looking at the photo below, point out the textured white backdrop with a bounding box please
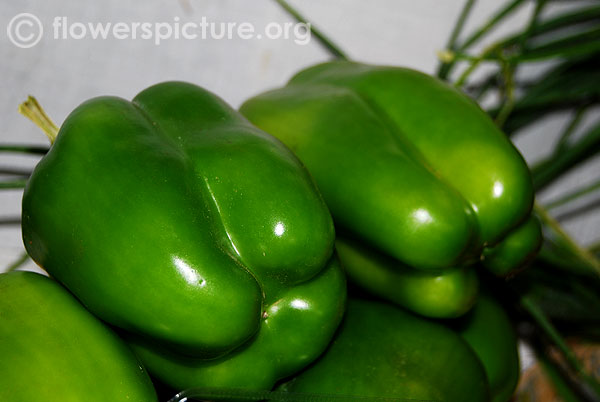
[1,0,598,272]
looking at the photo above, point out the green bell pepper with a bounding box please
[127,257,346,390]
[454,292,520,402]
[241,61,541,316]
[278,298,490,401]
[0,271,157,402]
[21,82,345,390]
[482,215,542,276]
[336,236,478,317]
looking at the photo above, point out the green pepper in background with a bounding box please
[453,292,520,402]
[241,61,541,316]
[21,82,345,390]
[278,298,490,401]
[0,271,158,402]
[336,236,479,317]
[482,215,543,277]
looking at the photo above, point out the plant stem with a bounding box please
[519,0,547,52]
[0,144,49,155]
[436,0,477,79]
[0,217,20,226]
[0,167,33,177]
[545,178,600,210]
[535,203,600,275]
[18,96,59,144]
[493,0,544,126]
[5,252,29,272]
[522,295,600,401]
[520,295,584,374]
[272,0,348,60]
[555,107,588,153]
[454,44,501,88]
[0,179,27,189]
[495,62,516,127]
[531,123,600,191]
[441,0,525,80]
[462,0,525,51]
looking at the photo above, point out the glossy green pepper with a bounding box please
[278,298,490,401]
[453,293,520,402]
[127,257,346,390]
[241,61,541,315]
[336,236,478,317]
[482,215,542,276]
[21,82,345,389]
[0,271,157,402]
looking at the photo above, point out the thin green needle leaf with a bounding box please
[0,179,27,189]
[511,27,600,62]
[439,0,523,80]
[0,217,20,226]
[0,167,33,177]
[535,203,600,276]
[520,295,585,374]
[531,123,600,190]
[470,6,600,118]
[460,0,525,51]
[516,278,600,327]
[436,0,477,79]
[272,0,348,60]
[500,54,600,133]
[555,107,588,153]
[493,1,545,127]
[0,144,49,155]
[519,0,548,52]
[545,178,600,210]
[538,246,597,277]
[453,44,503,88]
[514,56,599,108]
[499,5,600,49]
[464,74,499,100]
[553,198,600,224]
[5,252,29,272]
[453,0,547,90]
[494,62,517,127]
[446,0,477,50]
[473,79,496,102]
[535,344,596,402]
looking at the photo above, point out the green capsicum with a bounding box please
[453,292,520,402]
[278,298,490,401]
[0,271,158,402]
[20,82,346,390]
[336,236,478,317]
[482,215,542,277]
[241,61,542,316]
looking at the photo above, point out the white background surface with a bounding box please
[1,0,598,272]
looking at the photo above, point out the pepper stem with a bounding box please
[18,96,59,144]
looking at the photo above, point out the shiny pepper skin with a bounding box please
[0,271,158,402]
[278,298,490,401]
[454,293,520,402]
[335,236,478,317]
[241,61,541,317]
[482,215,542,276]
[21,82,346,390]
